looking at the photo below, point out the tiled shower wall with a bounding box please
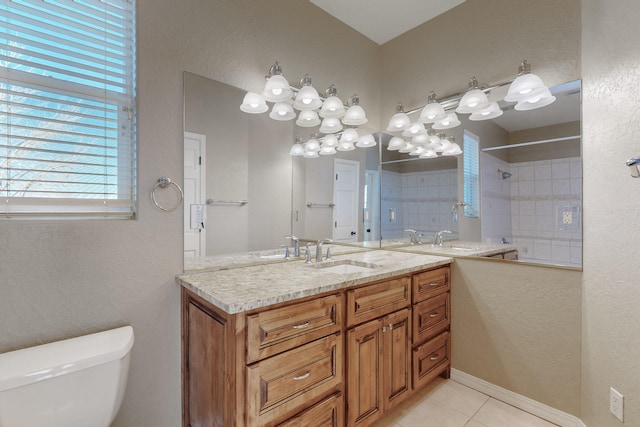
[482,153,582,267]
[381,169,458,241]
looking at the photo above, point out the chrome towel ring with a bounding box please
[151,177,184,212]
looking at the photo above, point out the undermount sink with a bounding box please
[310,259,378,274]
[259,254,286,260]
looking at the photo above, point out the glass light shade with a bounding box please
[356,134,376,148]
[295,110,321,127]
[504,73,547,103]
[419,102,446,123]
[269,102,296,121]
[294,85,322,110]
[387,136,406,150]
[411,134,429,145]
[514,88,556,111]
[263,75,293,102]
[432,112,461,130]
[303,150,319,158]
[386,111,411,132]
[342,105,368,125]
[402,122,426,137]
[319,145,337,155]
[419,149,438,158]
[319,96,346,118]
[240,92,268,114]
[337,141,356,151]
[469,102,503,120]
[399,142,415,153]
[436,137,450,153]
[289,142,305,156]
[322,134,339,147]
[409,146,427,156]
[304,138,321,152]
[443,142,463,156]
[319,117,343,133]
[340,128,359,143]
[456,89,490,114]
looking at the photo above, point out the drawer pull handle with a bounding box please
[429,312,439,318]
[292,321,310,329]
[430,354,439,361]
[429,282,440,287]
[293,371,311,381]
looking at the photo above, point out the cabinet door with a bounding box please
[382,308,411,411]
[347,318,384,427]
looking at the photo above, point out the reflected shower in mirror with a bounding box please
[183,73,293,269]
[379,80,581,268]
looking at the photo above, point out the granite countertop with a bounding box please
[393,240,518,258]
[184,244,369,273]
[177,250,452,314]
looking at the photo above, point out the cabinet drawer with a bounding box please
[246,293,342,363]
[246,333,343,426]
[412,331,450,390]
[278,392,344,427]
[412,267,450,303]
[413,292,450,345]
[347,277,411,327]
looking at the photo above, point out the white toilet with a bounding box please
[0,325,134,427]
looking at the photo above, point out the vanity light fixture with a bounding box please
[240,92,268,113]
[505,60,555,110]
[355,133,377,148]
[387,136,406,150]
[304,133,321,152]
[402,121,426,137]
[342,94,368,126]
[319,117,343,133]
[269,101,296,121]
[340,128,359,143]
[289,137,305,156]
[319,84,346,118]
[386,102,412,131]
[456,77,491,114]
[262,62,293,102]
[442,136,463,156]
[293,74,322,110]
[322,134,339,147]
[432,112,461,130]
[419,92,447,123]
[296,109,321,127]
[469,101,503,120]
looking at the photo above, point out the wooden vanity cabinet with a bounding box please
[181,264,451,427]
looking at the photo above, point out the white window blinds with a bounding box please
[0,0,136,219]
[463,130,479,218]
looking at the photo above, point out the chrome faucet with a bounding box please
[433,230,452,246]
[316,238,333,262]
[285,235,299,257]
[404,229,422,244]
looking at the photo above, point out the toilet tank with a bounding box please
[0,326,134,427]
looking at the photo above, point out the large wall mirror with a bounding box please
[379,80,581,268]
[183,73,581,270]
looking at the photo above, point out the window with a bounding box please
[463,130,479,218]
[1,0,136,219]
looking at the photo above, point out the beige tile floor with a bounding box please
[374,377,559,427]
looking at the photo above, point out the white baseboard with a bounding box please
[450,369,586,427]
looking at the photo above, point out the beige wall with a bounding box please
[581,1,640,425]
[452,258,582,415]
[2,0,639,425]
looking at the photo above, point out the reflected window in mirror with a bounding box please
[463,131,480,218]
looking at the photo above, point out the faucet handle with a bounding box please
[325,246,332,260]
[304,243,312,264]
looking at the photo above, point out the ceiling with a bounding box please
[309,0,466,45]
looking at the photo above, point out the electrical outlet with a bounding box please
[610,387,624,422]
[562,211,572,224]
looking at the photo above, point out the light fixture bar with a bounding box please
[481,135,581,151]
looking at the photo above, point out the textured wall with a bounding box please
[0,1,380,426]
[452,258,582,415]
[581,1,640,425]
